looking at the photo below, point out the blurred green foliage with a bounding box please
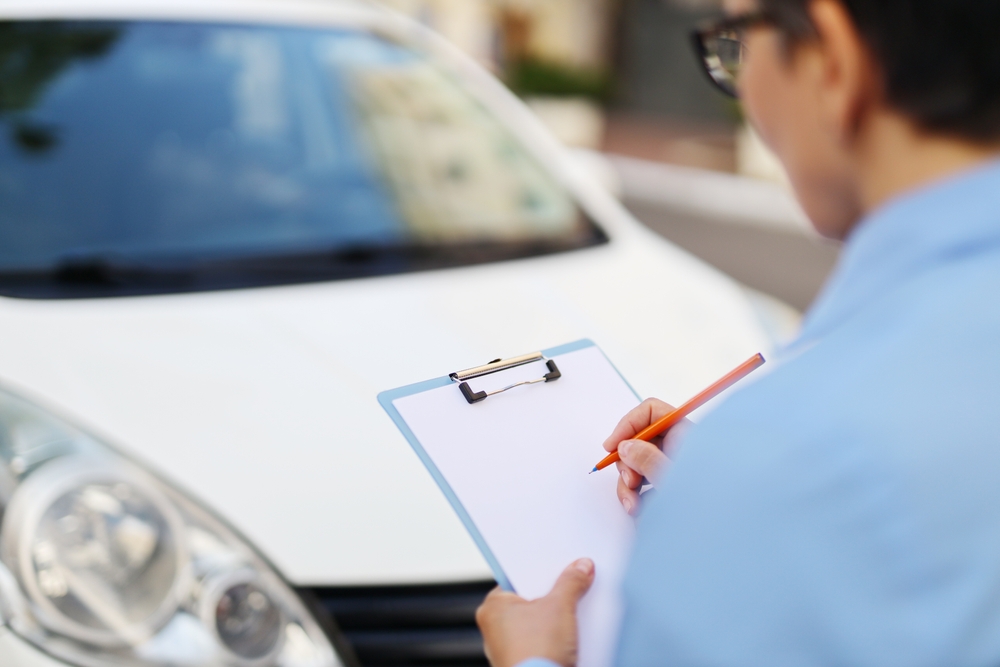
[725,98,744,124]
[506,58,613,101]
[0,22,120,153]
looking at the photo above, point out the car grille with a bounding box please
[300,580,496,667]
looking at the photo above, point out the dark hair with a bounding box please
[761,0,1000,141]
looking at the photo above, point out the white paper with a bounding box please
[393,345,639,667]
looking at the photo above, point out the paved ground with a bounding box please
[624,198,841,312]
[602,155,841,313]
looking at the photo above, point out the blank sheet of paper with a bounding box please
[390,345,640,667]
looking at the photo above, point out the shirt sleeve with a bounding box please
[613,369,929,667]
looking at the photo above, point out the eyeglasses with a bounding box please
[691,11,777,98]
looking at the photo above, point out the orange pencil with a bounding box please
[591,353,766,473]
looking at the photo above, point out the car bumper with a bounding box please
[301,580,494,667]
[1,579,496,667]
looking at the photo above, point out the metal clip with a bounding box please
[450,353,562,404]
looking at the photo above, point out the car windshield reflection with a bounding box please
[0,21,606,298]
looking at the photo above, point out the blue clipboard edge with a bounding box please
[376,338,639,592]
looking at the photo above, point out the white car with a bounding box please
[0,1,792,666]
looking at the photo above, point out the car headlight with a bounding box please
[0,386,345,667]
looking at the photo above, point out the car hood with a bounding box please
[0,227,772,585]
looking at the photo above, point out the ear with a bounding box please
[807,0,882,145]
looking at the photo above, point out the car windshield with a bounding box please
[0,20,605,298]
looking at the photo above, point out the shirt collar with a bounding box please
[795,157,1000,345]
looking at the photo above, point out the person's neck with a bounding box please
[855,113,1000,217]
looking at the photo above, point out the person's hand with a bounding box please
[476,558,595,667]
[601,398,682,515]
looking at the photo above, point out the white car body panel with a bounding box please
[0,0,775,586]
[0,627,63,667]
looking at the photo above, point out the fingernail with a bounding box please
[575,558,594,575]
[621,469,630,486]
[619,441,632,457]
[622,497,633,514]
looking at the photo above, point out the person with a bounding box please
[475,0,1000,665]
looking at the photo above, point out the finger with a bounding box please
[547,558,595,609]
[601,398,677,452]
[482,585,518,602]
[478,587,520,614]
[476,588,520,626]
[618,439,670,480]
[601,398,673,452]
[616,459,643,479]
[483,585,505,599]
[618,473,641,515]
[618,464,641,490]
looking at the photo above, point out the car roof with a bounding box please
[0,0,386,28]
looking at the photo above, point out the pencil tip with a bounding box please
[589,467,598,474]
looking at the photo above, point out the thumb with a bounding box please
[548,558,595,608]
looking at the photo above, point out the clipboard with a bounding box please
[378,339,641,667]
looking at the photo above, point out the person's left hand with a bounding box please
[476,558,595,667]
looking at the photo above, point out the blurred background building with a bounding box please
[376,0,838,311]
[378,0,775,170]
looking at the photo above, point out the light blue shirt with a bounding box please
[521,158,1000,667]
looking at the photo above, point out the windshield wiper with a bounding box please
[53,256,195,286]
[0,255,198,297]
[0,235,603,299]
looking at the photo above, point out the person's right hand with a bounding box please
[601,398,684,516]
